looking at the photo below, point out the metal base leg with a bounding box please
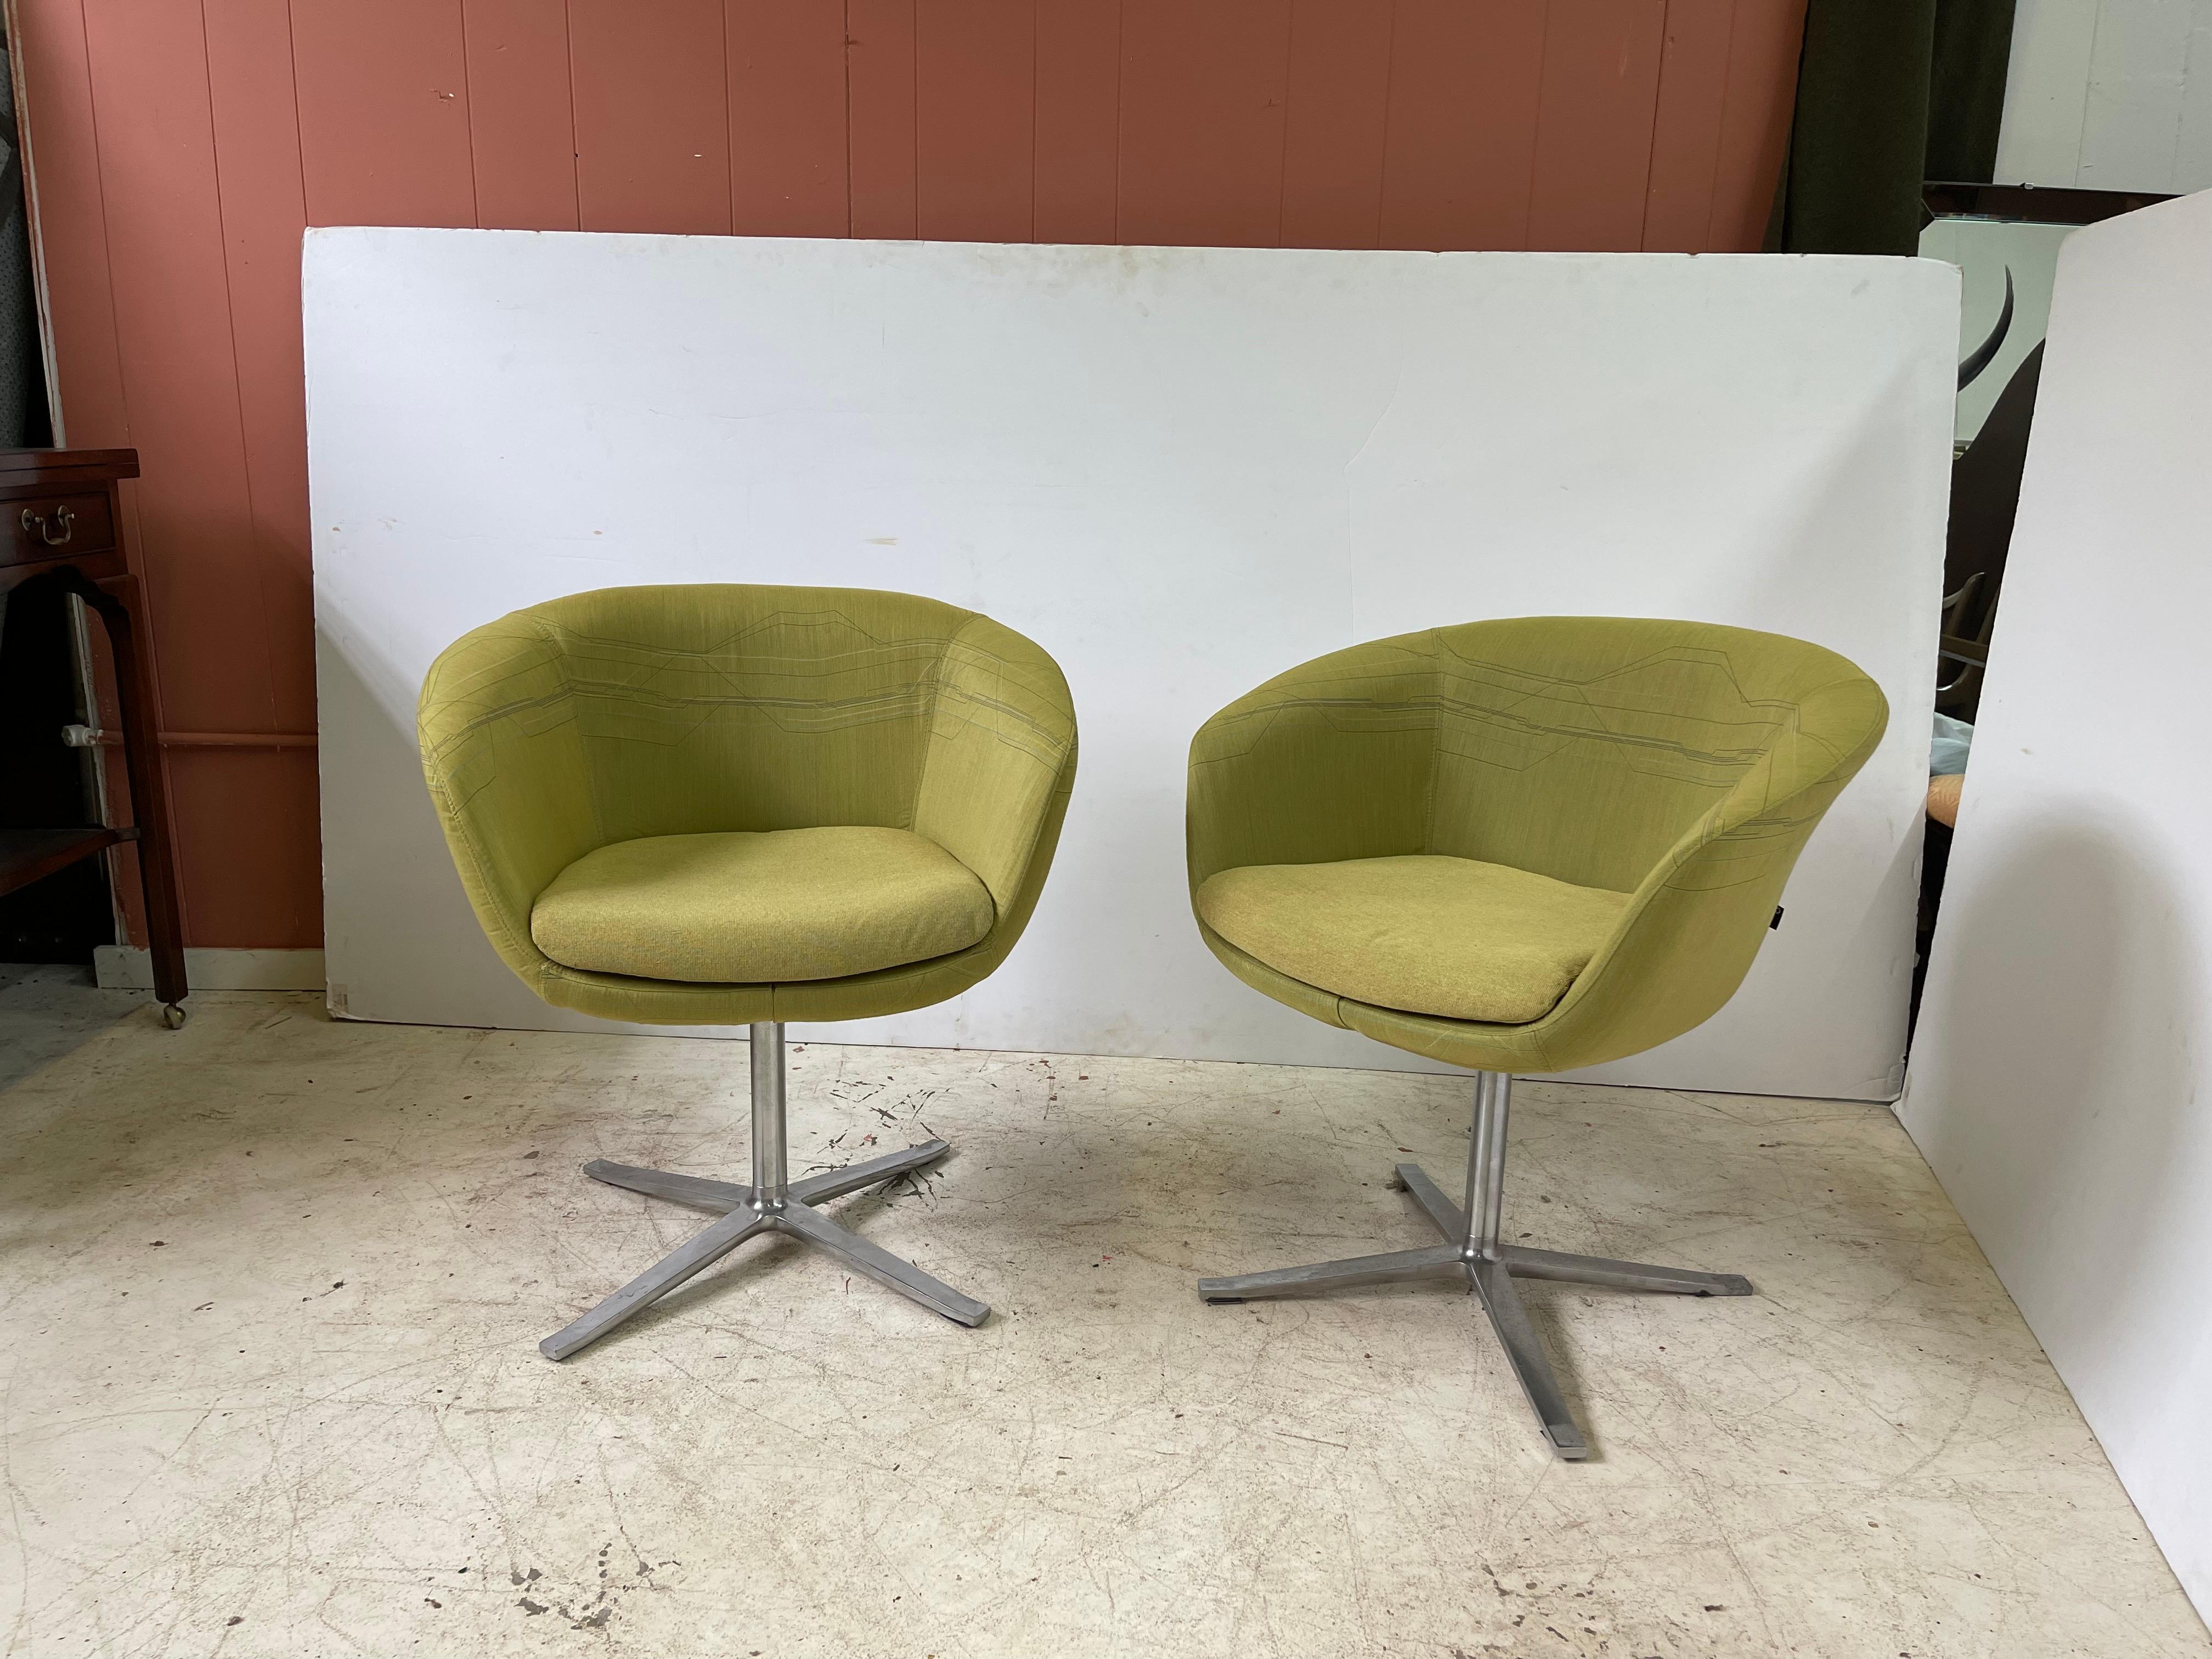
[1473,1257,1588,1460]
[581,1137,955,1215]
[540,1025,985,1361]
[780,1200,988,1325]
[540,1207,772,1361]
[1393,1161,1754,1298]
[1199,1244,1465,1302]
[1200,1073,1752,1461]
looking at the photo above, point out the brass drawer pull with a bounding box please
[21,504,75,545]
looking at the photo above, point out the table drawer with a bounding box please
[4,492,117,566]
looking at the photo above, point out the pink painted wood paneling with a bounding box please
[78,0,296,944]
[14,0,128,448]
[1380,0,1549,251]
[1034,0,1120,243]
[166,747,323,947]
[75,0,267,737]
[917,0,1035,242]
[289,0,477,228]
[204,0,314,730]
[1644,0,1737,252]
[17,0,1807,949]
[1709,0,1807,251]
[726,0,847,237]
[1527,0,1670,252]
[461,0,580,231]
[848,0,920,239]
[570,0,730,234]
[1116,0,1295,248]
[1278,0,1393,250]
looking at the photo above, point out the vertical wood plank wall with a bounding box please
[12,0,1805,950]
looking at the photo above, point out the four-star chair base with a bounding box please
[1198,1072,1751,1460]
[540,1022,989,1361]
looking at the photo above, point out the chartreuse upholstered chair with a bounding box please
[418,584,1076,1361]
[1189,617,1886,1459]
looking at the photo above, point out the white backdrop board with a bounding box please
[1904,191,2212,1618]
[307,229,1954,1098]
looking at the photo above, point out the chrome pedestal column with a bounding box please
[540,1022,987,1360]
[1198,1071,1751,1459]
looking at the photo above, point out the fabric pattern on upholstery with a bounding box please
[531,826,995,985]
[419,584,1077,1025]
[1196,855,1629,1025]
[1187,616,1887,1074]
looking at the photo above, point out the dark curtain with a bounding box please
[1927,0,2024,182]
[1778,0,2018,256]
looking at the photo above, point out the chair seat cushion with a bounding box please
[532,826,995,984]
[1197,855,1630,1025]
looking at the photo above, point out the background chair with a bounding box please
[418,584,1076,1359]
[1187,616,1886,1458]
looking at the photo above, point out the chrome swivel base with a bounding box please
[540,1023,988,1361]
[1198,1073,1750,1460]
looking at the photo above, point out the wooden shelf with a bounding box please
[0,827,136,900]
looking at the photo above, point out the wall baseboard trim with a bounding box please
[93,946,325,992]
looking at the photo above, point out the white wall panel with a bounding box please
[307,230,1954,1098]
[1904,189,2212,1621]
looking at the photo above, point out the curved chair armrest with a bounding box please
[1522,672,1892,1069]
[911,613,1079,917]
[417,616,605,978]
[1187,645,1439,890]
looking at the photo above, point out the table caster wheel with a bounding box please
[160,1002,188,1030]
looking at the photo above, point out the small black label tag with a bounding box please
[1770,906,1785,930]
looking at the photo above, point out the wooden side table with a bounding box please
[0,447,188,1025]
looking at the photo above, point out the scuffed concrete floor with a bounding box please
[2,970,2206,1659]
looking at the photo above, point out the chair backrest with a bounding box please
[1193,617,1883,891]
[508,583,973,843]
[1419,617,1878,894]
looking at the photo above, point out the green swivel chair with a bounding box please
[1188,617,1886,1459]
[417,584,1077,1360]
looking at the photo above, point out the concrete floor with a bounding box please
[2,969,2205,1659]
